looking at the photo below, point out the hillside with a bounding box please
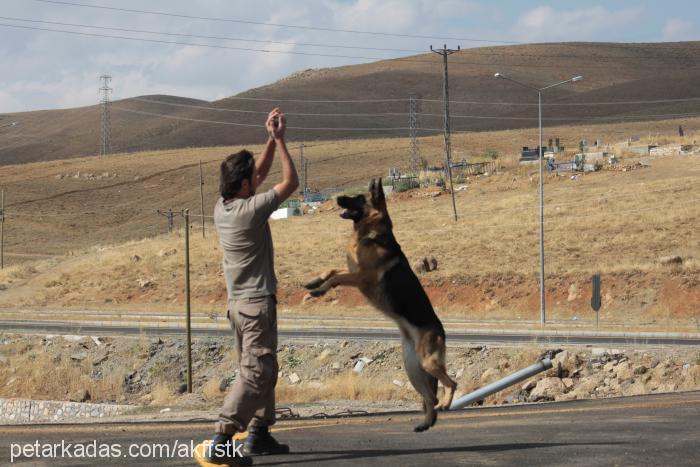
[0,117,697,328]
[2,42,700,164]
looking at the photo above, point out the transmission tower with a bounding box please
[99,74,112,156]
[408,94,420,174]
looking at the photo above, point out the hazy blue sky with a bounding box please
[1,0,698,112]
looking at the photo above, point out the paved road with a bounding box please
[2,392,698,466]
[1,319,699,347]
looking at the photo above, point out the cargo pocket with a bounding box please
[239,351,277,387]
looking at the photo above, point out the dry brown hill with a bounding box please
[2,41,700,165]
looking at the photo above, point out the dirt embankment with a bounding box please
[1,334,698,413]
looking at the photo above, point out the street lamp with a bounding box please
[494,72,582,326]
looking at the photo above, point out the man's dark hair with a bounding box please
[220,150,255,199]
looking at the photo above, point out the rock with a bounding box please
[71,352,88,362]
[615,362,634,381]
[521,380,537,392]
[288,373,301,384]
[555,392,578,402]
[530,377,566,401]
[158,248,178,257]
[622,381,647,397]
[331,362,341,370]
[160,408,171,414]
[353,360,367,373]
[176,383,188,394]
[503,390,528,404]
[658,255,683,265]
[69,389,91,402]
[546,361,563,378]
[91,336,103,346]
[219,377,233,392]
[137,278,156,289]
[633,364,647,375]
[562,378,575,390]
[392,379,404,387]
[428,257,438,271]
[92,353,108,366]
[414,258,430,274]
[480,368,501,385]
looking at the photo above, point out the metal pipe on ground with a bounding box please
[450,358,553,410]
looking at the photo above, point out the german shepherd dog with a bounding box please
[304,179,457,432]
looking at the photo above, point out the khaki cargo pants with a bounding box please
[215,295,278,435]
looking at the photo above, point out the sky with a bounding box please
[1,0,698,113]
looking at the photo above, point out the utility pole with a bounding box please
[157,208,175,233]
[99,74,113,156]
[408,94,420,175]
[199,160,205,239]
[0,189,4,270]
[431,44,460,222]
[299,143,306,197]
[183,209,193,393]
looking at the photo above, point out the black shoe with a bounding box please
[204,433,253,466]
[243,426,290,456]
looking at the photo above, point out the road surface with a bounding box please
[2,392,698,466]
[1,319,699,347]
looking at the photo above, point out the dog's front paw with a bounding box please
[303,278,325,290]
[308,288,327,297]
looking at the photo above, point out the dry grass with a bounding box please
[0,342,128,401]
[150,382,179,406]
[0,120,697,326]
[276,371,414,404]
[0,152,697,327]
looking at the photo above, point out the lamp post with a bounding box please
[494,73,582,326]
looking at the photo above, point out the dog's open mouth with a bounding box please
[339,209,353,219]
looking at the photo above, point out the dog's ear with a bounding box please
[370,177,387,213]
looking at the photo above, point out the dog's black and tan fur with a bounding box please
[304,178,457,432]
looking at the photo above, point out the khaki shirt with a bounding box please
[214,189,279,299]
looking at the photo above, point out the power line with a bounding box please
[4,16,697,65]
[31,0,700,59]
[3,21,694,71]
[132,97,410,117]
[115,103,700,130]
[135,95,700,113]
[111,106,442,131]
[33,0,517,44]
[0,16,424,54]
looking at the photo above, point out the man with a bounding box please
[207,108,298,465]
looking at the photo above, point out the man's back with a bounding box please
[214,188,279,300]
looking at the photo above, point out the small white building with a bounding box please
[271,207,298,220]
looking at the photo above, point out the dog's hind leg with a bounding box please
[422,353,457,411]
[419,334,458,411]
[401,333,438,432]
